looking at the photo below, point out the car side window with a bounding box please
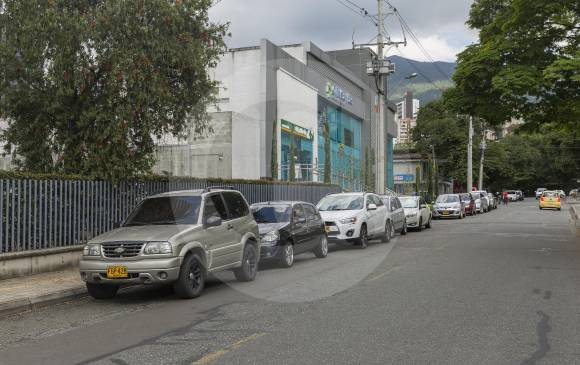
[293,204,305,222]
[302,204,318,220]
[390,199,397,211]
[203,194,228,222]
[374,195,384,206]
[222,192,249,219]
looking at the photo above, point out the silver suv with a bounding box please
[79,187,260,299]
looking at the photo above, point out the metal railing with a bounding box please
[0,178,341,254]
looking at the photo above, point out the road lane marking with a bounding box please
[366,266,401,282]
[191,332,267,365]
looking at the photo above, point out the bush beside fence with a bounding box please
[0,175,341,254]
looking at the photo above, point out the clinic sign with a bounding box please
[394,174,414,182]
[281,119,314,141]
[325,81,353,105]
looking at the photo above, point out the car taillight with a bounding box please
[556,197,560,202]
[540,197,544,202]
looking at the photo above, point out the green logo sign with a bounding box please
[281,119,314,140]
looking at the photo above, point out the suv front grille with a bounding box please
[102,242,145,258]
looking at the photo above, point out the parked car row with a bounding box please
[432,191,498,220]
[79,188,437,300]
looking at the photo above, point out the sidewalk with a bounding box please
[0,269,86,317]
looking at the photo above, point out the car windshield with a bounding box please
[461,194,471,201]
[123,196,201,226]
[399,197,419,208]
[251,205,292,223]
[436,195,459,203]
[318,195,364,211]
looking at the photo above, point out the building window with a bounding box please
[344,129,353,147]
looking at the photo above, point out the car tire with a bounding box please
[234,244,258,282]
[279,243,294,268]
[357,224,369,249]
[417,218,423,232]
[400,221,408,235]
[86,283,119,300]
[314,235,329,258]
[381,221,392,243]
[425,217,432,229]
[173,253,205,299]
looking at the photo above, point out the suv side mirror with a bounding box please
[391,206,397,212]
[205,216,222,228]
[367,203,377,211]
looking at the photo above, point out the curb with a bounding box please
[0,286,87,318]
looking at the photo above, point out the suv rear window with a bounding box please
[223,192,249,219]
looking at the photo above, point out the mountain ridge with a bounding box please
[386,55,456,105]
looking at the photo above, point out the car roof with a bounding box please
[148,188,241,199]
[251,201,309,206]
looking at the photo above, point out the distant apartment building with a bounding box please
[395,91,420,145]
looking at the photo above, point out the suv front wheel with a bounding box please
[174,254,206,299]
[234,244,258,282]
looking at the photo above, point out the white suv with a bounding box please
[317,193,390,248]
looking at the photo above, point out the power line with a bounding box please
[383,0,452,80]
[333,0,377,26]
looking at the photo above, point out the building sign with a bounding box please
[281,119,314,140]
[394,174,414,182]
[325,81,353,105]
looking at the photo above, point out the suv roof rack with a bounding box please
[204,185,237,193]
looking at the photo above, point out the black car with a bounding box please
[250,201,328,268]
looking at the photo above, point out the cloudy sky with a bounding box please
[209,0,478,63]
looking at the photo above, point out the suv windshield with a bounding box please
[251,205,292,223]
[123,196,202,226]
[436,195,459,203]
[399,197,419,209]
[318,195,364,211]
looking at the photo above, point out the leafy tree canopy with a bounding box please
[452,0,579,127]
[0,0,228,180]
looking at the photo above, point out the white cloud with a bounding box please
[389,35,470,63]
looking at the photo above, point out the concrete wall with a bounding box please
[0,246,83,280]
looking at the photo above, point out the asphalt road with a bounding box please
[0,198,578,365]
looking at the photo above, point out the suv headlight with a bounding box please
[143,241,173,255]
[339,217,357,224]
[262,230,280,244]
[83,244,101,257]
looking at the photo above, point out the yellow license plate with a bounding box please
[325,226,331,233]
[442,211,449,215]
[106,266,128,278]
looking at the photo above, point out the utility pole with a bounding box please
[431,144,437,197]
[478,126,487,190]
[375,0,386,194]
[467,116,473,192]
[355,2,405,194]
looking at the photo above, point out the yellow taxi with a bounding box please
[539,191,561,211]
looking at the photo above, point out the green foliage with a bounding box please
[412,97,473,183]
[322,109,331,184]
[0,0,229,180]
[453,0,580,127]
[271,120,278,179]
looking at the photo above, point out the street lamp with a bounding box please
[405,73,418,79]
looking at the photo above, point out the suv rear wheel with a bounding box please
[86,283,119,300]
[381,221,392,243]
[234,244,258,282]
[174,253,205,299]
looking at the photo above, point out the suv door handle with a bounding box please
[227,224,234,230]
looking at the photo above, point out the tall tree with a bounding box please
[0,0,228,179]
[452,0,580,128]
[322,109,331,183]
[271,120,278,179]
[288,137,296,182]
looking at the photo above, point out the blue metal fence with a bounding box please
[0,179,341,254]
